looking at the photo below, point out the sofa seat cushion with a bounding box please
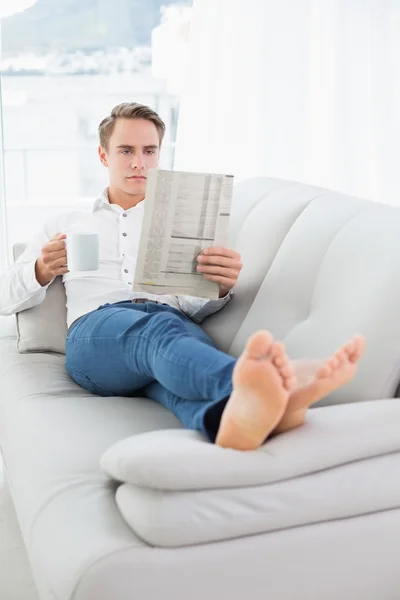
[100,400,400,547]
[0,333,182,600]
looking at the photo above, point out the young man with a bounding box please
[0,102,365,451]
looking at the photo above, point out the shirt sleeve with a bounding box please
[0,215,63,316]
[177,289,233,324]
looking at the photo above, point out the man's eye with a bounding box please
[121,150,131,155]
[145,150,155,155]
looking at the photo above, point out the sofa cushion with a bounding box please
[116,451,400,548]
[100,400,400,547]
[13,243,68,354]
[210,183,400,405]
[100,399,400,490]
[0,330,183,599]
[15,276,68,354]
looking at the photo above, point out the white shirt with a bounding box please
[0,190,232,327]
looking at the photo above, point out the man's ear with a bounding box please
[98,146,108,167]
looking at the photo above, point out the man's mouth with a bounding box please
[128,176,146,180]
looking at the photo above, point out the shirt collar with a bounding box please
[92,189,110,212]
[92,188,145,213]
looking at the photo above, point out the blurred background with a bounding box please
[0,0,399,267]
[0,0,192,256]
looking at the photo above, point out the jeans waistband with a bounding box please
[69,298,168,331]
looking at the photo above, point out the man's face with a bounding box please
[99,118,160,197]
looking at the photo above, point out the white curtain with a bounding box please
[0,27,9,271]
[175,0,400,204]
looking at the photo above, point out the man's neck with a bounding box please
[107,186,144,210]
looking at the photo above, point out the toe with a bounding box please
[269,342,285,360]
[284,374,297,391]
[335,349,347,364]
[329,355,340,370]
[270,342,287,367]
[349,336,366,363]
[280,364,295,378]
[342,339,357,359]
[316,363,332,379]
[273,356,286,368]
[246,331,274,359]
[274,355,292,372]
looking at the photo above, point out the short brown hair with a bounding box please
[98,102,166,151]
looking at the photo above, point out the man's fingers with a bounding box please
[45,233,67,253]
[42,251,67,269]
[53,267,69,276]
[203,274,235,287]
[50,257,68,269]
[45,240,67,254]
[201,247,239,259]
[197,265,240,279]
[43,249,66,262]
[197,255,242,269]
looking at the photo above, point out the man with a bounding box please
[0,102,365,451]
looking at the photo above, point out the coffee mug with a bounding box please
[66,233,99,271]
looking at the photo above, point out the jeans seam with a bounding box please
[67,365,116,396]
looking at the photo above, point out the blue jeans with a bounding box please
[65,301,235,442]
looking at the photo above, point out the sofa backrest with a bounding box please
[203,177,400,405]
[13,177,400,406]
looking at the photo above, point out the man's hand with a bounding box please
[196,247,242,297]
[35,233,69,287]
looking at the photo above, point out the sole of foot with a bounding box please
[215,331,296,451]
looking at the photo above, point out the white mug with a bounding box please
[66,233,99,272]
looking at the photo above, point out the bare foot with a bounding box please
[215,331,296,450]
[273,336,366,435]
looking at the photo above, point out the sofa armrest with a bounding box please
[101,399,400,548]
[101,398,400,491]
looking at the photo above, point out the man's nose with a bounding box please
[132,153,144,170]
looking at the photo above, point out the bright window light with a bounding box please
[0,0,37,19]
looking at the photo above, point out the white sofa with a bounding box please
[1,177,400,600]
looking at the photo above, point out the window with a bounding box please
[0,0,192,265]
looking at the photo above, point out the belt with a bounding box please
[131,298,166,305]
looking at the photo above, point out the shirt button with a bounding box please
[122,213,128,217]
[128,282,132,285]
[122,232,127,237]
[124,269,128,273]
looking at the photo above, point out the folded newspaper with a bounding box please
[132,169,234,299]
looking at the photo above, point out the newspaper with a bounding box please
[132,169,234,299]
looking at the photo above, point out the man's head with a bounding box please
[98,102,166,202]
